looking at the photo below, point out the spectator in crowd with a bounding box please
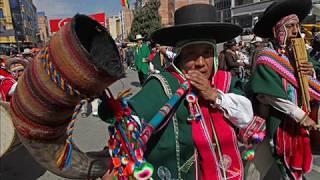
[124,44,135,70]
[249,36,265,73]
[5,58,28,80]
[0,58,17,102]
[148,43,165,74]
[310,27,320,61]
[133,34,151,85]
[218,43,227,70]
[225,39,245,76]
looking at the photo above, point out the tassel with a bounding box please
[56,100,88,169]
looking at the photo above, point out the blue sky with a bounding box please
[33,0,134,20]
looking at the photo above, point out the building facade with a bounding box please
[134,0,215,27]
[108,15,121,40]
[121,7,134,40]
[9,0,38,47]
[158,0,175,26]
[308,0,320,23]
[37,11,49,46]
[0,0,16,46]
[175,0,214,10]
[215,0,231,22]
[231,0,273,34]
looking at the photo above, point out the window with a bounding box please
[235,0,253,6]
[0,8,4,19]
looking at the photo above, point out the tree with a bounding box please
[129,0,161,41]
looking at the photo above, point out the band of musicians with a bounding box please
[1,0,320,180]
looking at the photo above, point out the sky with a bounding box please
[33,0,134,20]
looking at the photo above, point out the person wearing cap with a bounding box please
[6,58,28,80]
[99,4,259,180]
[0,59,17,101]
[133,34,151,85]
[246,0,320,179]
[22,48,33,61]
[249,36,265,74]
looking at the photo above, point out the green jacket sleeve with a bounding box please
[128,77,169,123]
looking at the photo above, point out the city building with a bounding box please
[134,0,215,27]
[37,11,49,46]
[215,0,231,22]
[158,0,175,26]
[175,0,214,10]
[308,0,320,23]
[120,7,134,40]
[0,0,16,51]
[231,0,273,34]
[9,0,38,47]
[108,15,121,40]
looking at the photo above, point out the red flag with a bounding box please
[49,13,106,33]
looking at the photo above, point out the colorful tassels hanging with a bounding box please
[108,82,191,179]
[56,99,90,169]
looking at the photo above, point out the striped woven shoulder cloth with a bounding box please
[256,47,320,101]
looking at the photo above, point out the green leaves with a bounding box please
[129,0,162,41]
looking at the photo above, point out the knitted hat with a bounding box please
[5,58,29,71]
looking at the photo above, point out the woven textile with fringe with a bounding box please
[256,47,320,101]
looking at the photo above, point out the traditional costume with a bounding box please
[133,34,151,84]
[5,58,29,79]
[99,4,263,180]
[0,67,16,101]
[247,0,320,179]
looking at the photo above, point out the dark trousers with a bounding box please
[138,71,147,85]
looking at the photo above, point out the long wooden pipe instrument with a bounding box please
[291,38,311,113]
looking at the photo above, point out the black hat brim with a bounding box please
[151,22,242,46]
[254,0,312,38]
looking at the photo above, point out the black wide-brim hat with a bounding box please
[254,0,312,38]
[151,4,242,46]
